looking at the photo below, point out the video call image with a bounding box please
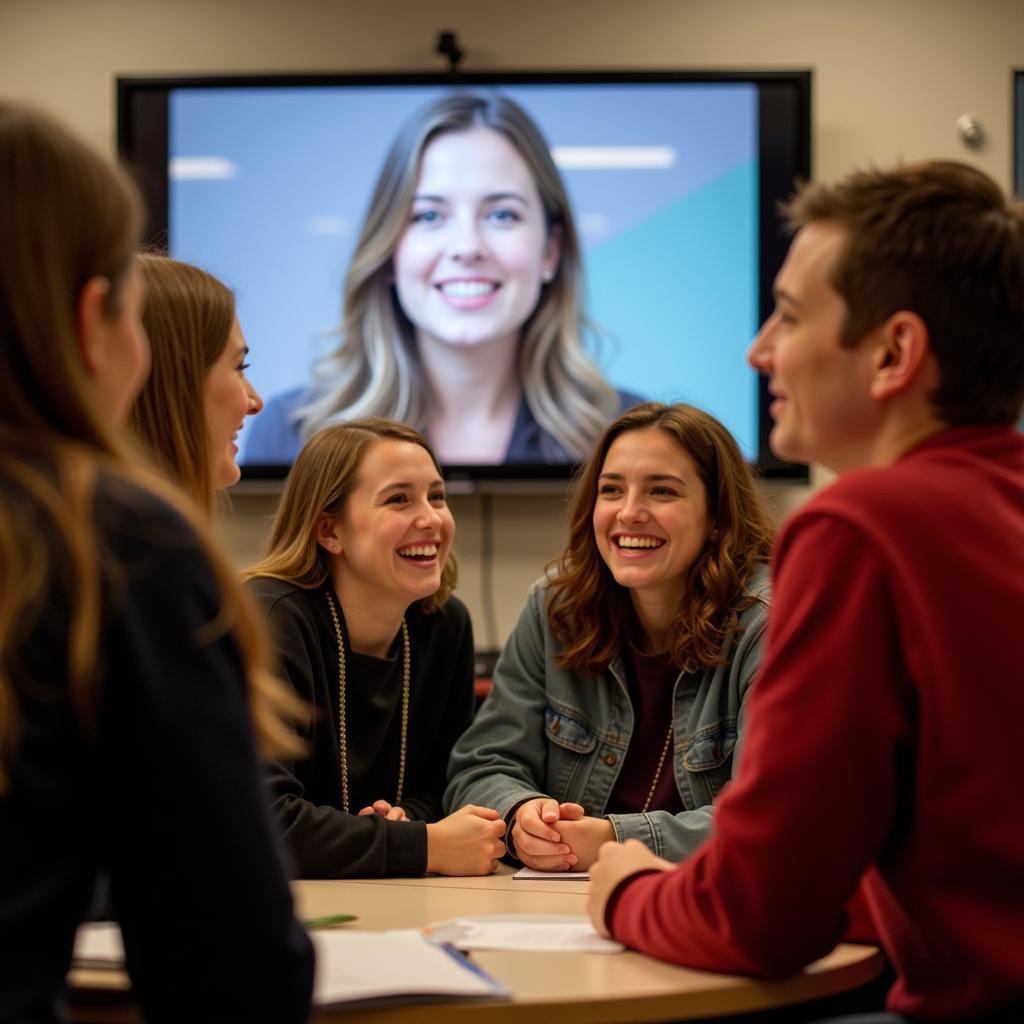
[168,82,760,467]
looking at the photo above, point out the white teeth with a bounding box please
[398,544,439,558]
[439,281,496,298]
[617,536,663,549]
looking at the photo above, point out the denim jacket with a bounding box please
[444,566,769,862]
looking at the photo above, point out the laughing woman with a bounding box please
[445,402,774,872]
[245,418,506,878]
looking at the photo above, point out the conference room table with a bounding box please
[68,868,884,1023]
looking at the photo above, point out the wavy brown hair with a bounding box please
[130,255,236,515]
[547,403,774,674]
[0,103,300,791]
[245,418,456,613]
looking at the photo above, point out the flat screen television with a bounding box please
[118,70,811,486]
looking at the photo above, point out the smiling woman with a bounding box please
[445,403,775,872]
[130,255,264,513]
[244,92,642,467]
[244,419,507,879]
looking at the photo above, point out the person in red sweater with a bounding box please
[586,160,1024,1023]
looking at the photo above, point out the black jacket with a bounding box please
[246,577,475,878]
[0,472,313,1024]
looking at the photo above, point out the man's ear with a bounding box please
[869,311,932,401]
[76,276,112,378]
[315,513,343,556]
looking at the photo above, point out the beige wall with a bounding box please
[4,0,1022,645]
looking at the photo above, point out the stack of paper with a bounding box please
[73,923,508,1008]
[426,914,623,953]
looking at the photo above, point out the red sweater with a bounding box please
[609,426,1024,1020]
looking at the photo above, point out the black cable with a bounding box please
[479,492,499,655]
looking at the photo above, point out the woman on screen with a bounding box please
[445,403,773,871]
[245,418,506,878]
[129,255,264,515]
[245,92,641,467]
[0,103,312,1021]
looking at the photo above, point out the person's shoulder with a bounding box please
[738,562,771,621]
[245,575,315,616]
[414,593,471,639]
[94,471,199,560]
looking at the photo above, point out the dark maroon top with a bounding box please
[606,647,684,815]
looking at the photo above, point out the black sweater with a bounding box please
[246,577,475,878]
[0,471,313,1024]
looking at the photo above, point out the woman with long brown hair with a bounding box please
[446,402,774,871]
[245,418,506,878]
[130,254,263,515]
[0,103,312,1021]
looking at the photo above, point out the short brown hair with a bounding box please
[131,255,236,515]
[546,403,774,673]
[245,418,457,612]
[782,161,1024,425]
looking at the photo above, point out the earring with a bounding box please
[542,269,554,283]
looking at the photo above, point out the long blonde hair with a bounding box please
[293,92,619,460]
[246,418,456,612]
[130,255,236,515]
[0,103,299,790]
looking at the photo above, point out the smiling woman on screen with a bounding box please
[245,92,642,467]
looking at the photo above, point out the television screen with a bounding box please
[118,71,811,484]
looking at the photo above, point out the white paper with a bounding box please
[427,914,623,953]
[313,929,505,1005]
[73,922,125,967]
[513,867,590,880]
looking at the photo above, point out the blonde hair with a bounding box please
[130,255,236,515]
[246,418,456,612]
[293,92,619,460]
[0,103,299,790]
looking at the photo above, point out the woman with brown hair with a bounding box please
[245,418,506,878]
[445,402,774,872]
[0,103,312,1021]
[130,254,263,514]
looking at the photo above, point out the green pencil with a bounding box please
[304,913,357,929]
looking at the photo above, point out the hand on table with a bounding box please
[586,838,674,938]
[357,799,409,821]
[426,805,506,876]
[511,798,589,871]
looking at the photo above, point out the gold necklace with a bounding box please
[325,591,410,814]
[641,721,674,813]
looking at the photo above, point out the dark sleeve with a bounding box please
[255,585,427,878]
[609,516,907,975]
[98,517,313,1023]
[400,600,476,823]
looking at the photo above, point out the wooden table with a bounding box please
[70,869,883,1023]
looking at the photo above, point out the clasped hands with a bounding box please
[511,797,617,872]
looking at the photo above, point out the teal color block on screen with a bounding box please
[585,159,760,458]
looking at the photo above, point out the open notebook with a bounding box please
[73,923,508,1008]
